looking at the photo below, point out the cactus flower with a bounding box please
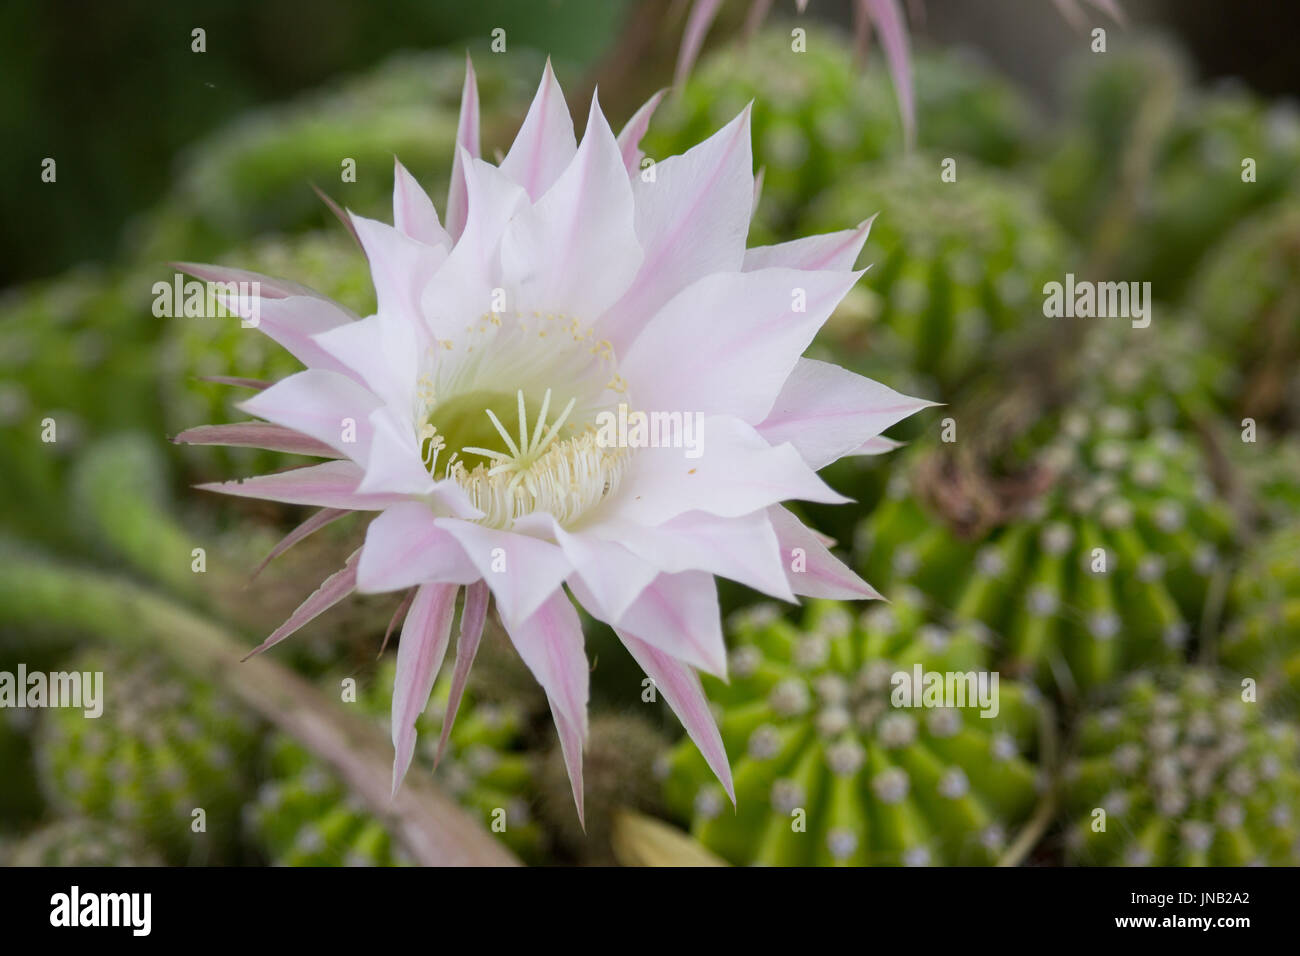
[175,59,930,819]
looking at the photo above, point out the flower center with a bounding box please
[421,386,627,529]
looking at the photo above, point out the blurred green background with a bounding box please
[1,0,1298,867]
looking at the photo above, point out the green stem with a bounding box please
[0,547,520,867]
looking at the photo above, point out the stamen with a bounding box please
[484,408,521,458]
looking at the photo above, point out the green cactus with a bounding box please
[34,649,262,865]
[1191,202,1300,427]
[859,408,1235,690]
[661,598,1046,866]
[4,818,165,867]
[643,29,1036,244]
[1041,38,1190,241]
[0,705,44,828]
[246,655,540,865]
[1063,669,1300,865]
[1043,40,1300,296]
[1221,524,1300,706]
[0,263,169,549]
[133,50,541,262]
[802,156,1071,396]
[1071,317,1238,427]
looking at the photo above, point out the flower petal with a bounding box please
[756,358,936,470]
[356,502,482,594]
[172,422,339,458]
[584,508,793,602]
[197,460,409,510]
[499,58,576,201]
[242,549,360,660]
[250,507,349,581]
[578,570,727,678]
[421,153,528,338]
[445,54,481,242]
[553,523,660,623]
[348,212,448,335]
[617,629,734,803]
[768,505,881,600]
[353,406,438,497]
[742,217,875,272]
[616,88,667,177]
[239,369,382,460]
[504,589,589,820]
[599,106,753,355]
[391,582,459,793]
[500,93,643,320]
[606,415,848,526]
[311,311,420,416]
[434,519,571,628]
[621,267,863,424]
[434,580,490,768]
[674,0,725,87]
[393,157,450,247]
[864,0,915,149]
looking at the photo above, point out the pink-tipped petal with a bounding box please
[751,164,765,219]
[615,88,667,176]
[553,525,660,624]
[505,590,590,819]
[608,414,849,527]
[196,375,270,390]
[347,213,448,334]
[674,0,725,87]
[621,267,863,424]
[743,217,875,272]
[742,0,776,38]
[392,157,449,246]
[499,58,577,201]
[379,588,415,658]
[617,629,733,802]
[434,580,490,768]
[242,549,360,661]
[851,435,904,456]
[215,293,359,375]
[599,106,754,355]
[586,509,793,603]
[390,582,459,794]
[197,460,409,511]
[768,505,881,600]
[445,55,481,241]
[597,571,727,678]
[249,507,349,582]
[500,93,643,321]
[311,184,364,249]
[864,0,916,150]
[312,314,421,426]
[170,261,338,304]
[434,519,571,629]
[172,423,340,458]
[757,358,936,470]
[239,369,382,461]
[356,502,482,594]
